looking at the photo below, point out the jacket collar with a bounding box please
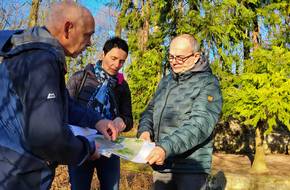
[85,60,118,78]
[170,54,211,81]
[5,26,67,73]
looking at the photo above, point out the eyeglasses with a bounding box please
[168,53,195,64]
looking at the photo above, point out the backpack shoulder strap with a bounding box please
[75,70,88,100]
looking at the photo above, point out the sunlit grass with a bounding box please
[121,160,152,174]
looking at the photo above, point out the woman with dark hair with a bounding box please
[67,37,133,190]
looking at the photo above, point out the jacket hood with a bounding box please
[11,27,62,49]
[191,54,210,72]
[170,54,211,81]
[9,27,65,60]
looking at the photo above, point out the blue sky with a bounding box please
[1,0,111,13]
[1,0,116,33]
[80,0,111,13]
[0,0,117,54]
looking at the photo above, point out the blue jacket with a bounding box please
[0,27,101,190]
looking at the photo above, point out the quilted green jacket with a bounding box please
[138,58,222,174]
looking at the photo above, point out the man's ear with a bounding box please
[193,52,201,63]
[64,21,73,39]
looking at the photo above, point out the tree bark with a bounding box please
[250,126,268,173]
[243,29,250,59]
[252,18,260,50]
[115,0,131,37]
[28,0,41,28]
[115,17,122,37]
[138,0,150,51]
[178,0,183,16]
[115,0,123,37]
[142,2,150,51]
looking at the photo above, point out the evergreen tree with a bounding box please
[223,46,290,173]
[119,0,165,119]
[119,0,290,173]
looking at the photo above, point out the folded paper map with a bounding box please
[69,125,155,163]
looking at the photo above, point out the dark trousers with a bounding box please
[152,171,208,190]
[68,155,120,190]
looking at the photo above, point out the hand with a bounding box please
[95,119,118,141]
[113,117,126,134]
[146,146,166,165]
[89,142,100,160]
[139,131,151,142]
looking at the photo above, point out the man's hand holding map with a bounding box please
[69,125,155,163]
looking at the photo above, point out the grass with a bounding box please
[52,163,153,190]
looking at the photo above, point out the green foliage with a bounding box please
[223,46,290,133]
[190,0,290,135]
[118,1,168,120]
[126,49,163,119]
[118,0,290,135]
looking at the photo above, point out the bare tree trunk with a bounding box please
[243,2,259,57]
[252,16,260,50]
[178,0,183,15]
[28,0,41,28]
[142,0,150,50]
[115,18,122,37]
[115,0,132,37]
[250,124,268,173]
[243,29,250,59]
[138,0,150,51]
[285,3,289,46]
[115,0,125,37]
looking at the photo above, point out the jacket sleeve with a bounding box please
[18,50,94,165]
[137,98,155,139]
[68,96,101,129]
[118,80,133,132]
[157,78,222,158]
[137,80,165,139]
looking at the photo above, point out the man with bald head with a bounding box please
[0,2,117,190]
[45,2,95,57]
[138,34,222,190]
